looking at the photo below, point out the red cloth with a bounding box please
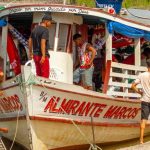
[33,55,50,78]
[123,54,135,65]
[7,32,21,75]
[112,39,133,48]
[112,55,118,62]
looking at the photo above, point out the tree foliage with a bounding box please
[123,0,150,9]
[70,0,150,9]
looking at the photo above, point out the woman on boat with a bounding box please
[131,51,150,144]
[73,33,96,90]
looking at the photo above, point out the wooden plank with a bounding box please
[103,60,111,94]
[110,72,137,80]
[107,91,141,98]
[108,81,142,88]
[112,62,147,71]
[134,38,141,66]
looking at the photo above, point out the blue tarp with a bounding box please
[0,19,7,27]
[144,31,150,41]
[95,0,123,14]
[107,21,150,41]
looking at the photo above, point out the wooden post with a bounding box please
[105,25,112,62]
[134,38,141,66]
[54,22,60,52]
[0,19,8,81]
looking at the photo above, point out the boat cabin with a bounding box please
[0,3,150,100]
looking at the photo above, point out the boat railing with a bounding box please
[103,60,147,99]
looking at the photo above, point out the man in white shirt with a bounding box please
[131,58,150,144]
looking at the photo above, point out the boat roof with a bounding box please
[0,4,150,32]
[122,9,150,26]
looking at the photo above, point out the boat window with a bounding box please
[48,23,56,51]
[57,23,70,52]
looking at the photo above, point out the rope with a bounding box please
[89,144,102,150]
[8,74,33,150]
[9,104,21,150]
[25,72,103,150]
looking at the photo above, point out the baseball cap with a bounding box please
[42,14,54,22]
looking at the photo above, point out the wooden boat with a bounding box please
[0,1,150,150]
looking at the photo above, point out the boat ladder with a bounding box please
[0,138,7,150]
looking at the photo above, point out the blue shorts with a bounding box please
[73,66,94,87]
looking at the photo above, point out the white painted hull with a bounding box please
[0,120,30,149]
[0,69,149,150]
[30,120,150,150]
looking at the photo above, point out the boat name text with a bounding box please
[9,7,89,14]
[43,95,140,120]
[0,94,23,113]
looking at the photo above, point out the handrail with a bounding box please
[104,61,147,99]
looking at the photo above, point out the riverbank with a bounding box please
[1,134,150,150]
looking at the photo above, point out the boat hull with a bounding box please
[24,71,147,150]
[0,71,149,150]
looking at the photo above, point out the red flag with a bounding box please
[7,32,21,75]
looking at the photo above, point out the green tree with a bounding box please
[122,0,150,9]
[68,0,150,9]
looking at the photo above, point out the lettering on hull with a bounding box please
[39,91,140,120]
[9,7,89,15]
[0,94,23,113]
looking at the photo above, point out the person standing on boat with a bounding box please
[131,54,150,144]
[29,14,53,78]
[73,33,96,90]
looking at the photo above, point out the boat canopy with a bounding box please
[107,21,150,41]
[1,17,150,41]
[0,19,6,26]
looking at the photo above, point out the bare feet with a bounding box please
[140,139,144,144]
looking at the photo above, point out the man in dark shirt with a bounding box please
[29,14,53,78]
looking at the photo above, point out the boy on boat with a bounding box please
[73,33,96,90]
[131,49,150,144]
[29,14,53,78]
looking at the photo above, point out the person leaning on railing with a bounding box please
[131,51,150,144]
